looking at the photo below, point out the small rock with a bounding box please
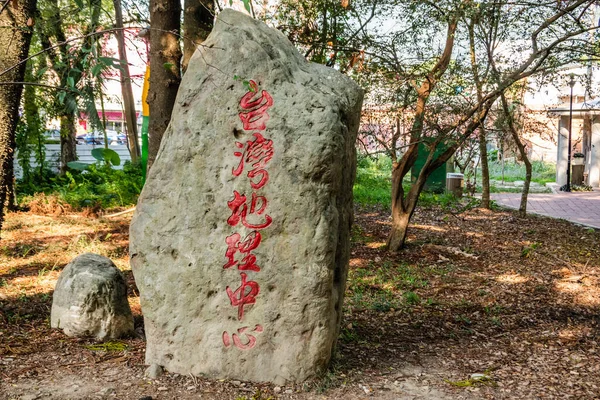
[231,380,241,387]
[50,253,134,340]
[145,364,163,379]
[186,386,196,391]
[157,387,168,391]
[273,386,282,393]
[285,389,293,394]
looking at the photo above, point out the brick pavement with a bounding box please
[491,191,600,229]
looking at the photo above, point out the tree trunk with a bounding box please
[468,18,491,208]
[0,0,37,236]
[182,0,214,74]
[147,0,182,172]
[386,17,459,252]
[479,128,491,208]
[501,93,531,217]
[113,0,141,163]
[60,114,77,173]
[517,145,532,217]
[387,163,429,252]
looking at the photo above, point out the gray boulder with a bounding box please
[130,9,363,384]
[51,253,134,340]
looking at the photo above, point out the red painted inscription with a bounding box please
[221,80,275,350]
[238,80,273,131]
[226,272,260,320]
[223,231,262,272]
[226,191,272,229]
[232,132,274,189]
[222,324,264,350]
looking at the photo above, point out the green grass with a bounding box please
[481,160,556,184]
[353,155,392,207]
[347,260,428,311]
[353,154,464,209]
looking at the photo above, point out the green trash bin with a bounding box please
[411,143,447,193]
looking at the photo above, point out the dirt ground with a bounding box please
[1,201,599,399]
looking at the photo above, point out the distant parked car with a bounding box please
[105,131,127,145]
[76,132,103,145]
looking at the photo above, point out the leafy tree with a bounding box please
[36,0,108,172]
[113,0,141,162]
[0,0,37,236]
[352,0,600,250]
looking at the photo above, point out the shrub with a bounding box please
[17,162,143,211]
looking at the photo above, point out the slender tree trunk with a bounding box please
[468,18,491,208]
[182,0,214,74]
[113,0,141,162]
[147,0,182,172]
[501,93,531,217]
[387,18,458,251]
[60,114,77,173]
[0,0,37,236]
[478,128,491,208]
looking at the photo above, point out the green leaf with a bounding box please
[106,149,121,166]
[91,148,105,162]
[98,56,116,67]
[242,0,251,13]
[57,91,66,104]
[91,64,103,77]
[74,0,84,8]
[36,67,48,78]
[67,161,89,171]
[67,76,75,88]
[91,148,121,166]
[163,62,174,71]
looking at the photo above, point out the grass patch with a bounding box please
[347,261,428,311]
[85,341,129,352]
[354,155,392,207]
[445,372,496,388]
[481,160,555,184]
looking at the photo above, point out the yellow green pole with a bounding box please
[141,66,150,183]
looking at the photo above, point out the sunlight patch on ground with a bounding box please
[349,258,367,267]
[411,224,447,233]
[366,242,386,249]
[496,273,529,284]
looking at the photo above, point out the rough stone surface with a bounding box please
[51,253,134,340]
[130,9,363,384]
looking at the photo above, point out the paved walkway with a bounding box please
[491,191,600,229]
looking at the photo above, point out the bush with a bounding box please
[17,162,143,211]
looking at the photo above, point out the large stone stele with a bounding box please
[51,253,134,340]
[130,9,363,384]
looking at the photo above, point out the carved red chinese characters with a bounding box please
[232,132,274,189]
[222,80,274,350]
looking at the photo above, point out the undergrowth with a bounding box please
[17,162,143,211]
